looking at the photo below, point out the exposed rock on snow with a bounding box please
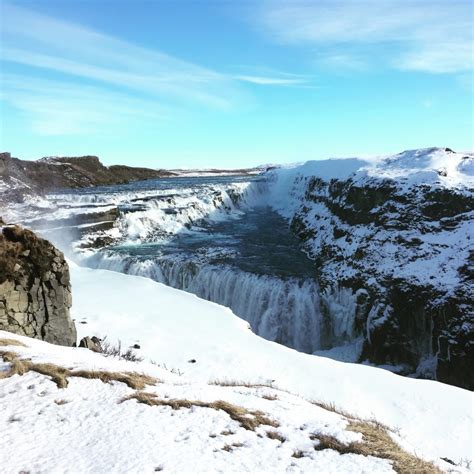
[78,336,102,352]
[0,224,76,346]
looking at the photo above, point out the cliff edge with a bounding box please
[0,220,76,346]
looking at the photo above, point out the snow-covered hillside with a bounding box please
[0,264,472,472]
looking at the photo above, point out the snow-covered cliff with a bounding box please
[266,147,473,388]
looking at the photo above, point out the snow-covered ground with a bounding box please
[68,265,472,464]
[0,263,472,472]
[0,332,399,474]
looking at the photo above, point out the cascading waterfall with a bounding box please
[86,251,359,356]
[46,173,363,360]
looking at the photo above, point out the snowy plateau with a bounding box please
[0,147,473,473]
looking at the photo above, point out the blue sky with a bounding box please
[0,0,472,168]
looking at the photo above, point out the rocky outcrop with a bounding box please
[0,152,174,196]
[78,336,102,352]
[0,221,76,346]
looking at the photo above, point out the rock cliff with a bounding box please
[269,148,474,389]
[0,221,76,346]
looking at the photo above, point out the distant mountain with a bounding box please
[0,152,174,200]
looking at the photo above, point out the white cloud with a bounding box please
[254,0,473,74]
[0,3,246,110]
[235,75,307,85]
[1,75,169,136]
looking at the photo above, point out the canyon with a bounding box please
[2,147,472,389]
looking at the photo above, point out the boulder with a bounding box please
[78,336,102,352]
[0,224,76,346]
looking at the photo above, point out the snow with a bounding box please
[62,263,473,467]
[269,148,474,207]
[1,146,473,472]
[0,331,400,474]
[264,147,474,291]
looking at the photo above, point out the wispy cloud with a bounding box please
[0,2,246,110]
[236,75,307,85]
[1,74,169,136]
[0,2,316,137]
[254,0,473,74]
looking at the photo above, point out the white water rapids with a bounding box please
[33,174,362,358]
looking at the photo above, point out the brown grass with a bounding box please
[266,430,286,442]
[221,429,235,436]
[0,350,20,363]
[292,450,305,458]
[0,351,157,389]
[311,421,442,474]
[222,442,244,452]
[311,400,395,433]
[0,338,27,347]
[71,370,157,390]
[122,391,279,431]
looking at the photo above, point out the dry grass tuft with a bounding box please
[0,350,20,363]
[221,429,235,436]
[0,352,157,389]
[0,338,27,347]
[31,363,69,388]
[221,442,244,452]
[99,337,144,362]
[292,450,305,458]
[311,400,395,433]
[266,430,286,442]
[70,370,157,390]
[311,400,357,420]
[123,391,279,431]
[311,421,442,474]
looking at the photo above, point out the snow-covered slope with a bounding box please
[3,328,454,474]
[53,264,474,467]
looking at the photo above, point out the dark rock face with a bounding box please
[287,172,473,390]
[0,222,76,346]
[79,336,102,352]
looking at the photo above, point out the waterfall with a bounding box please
[85,251,360,356]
